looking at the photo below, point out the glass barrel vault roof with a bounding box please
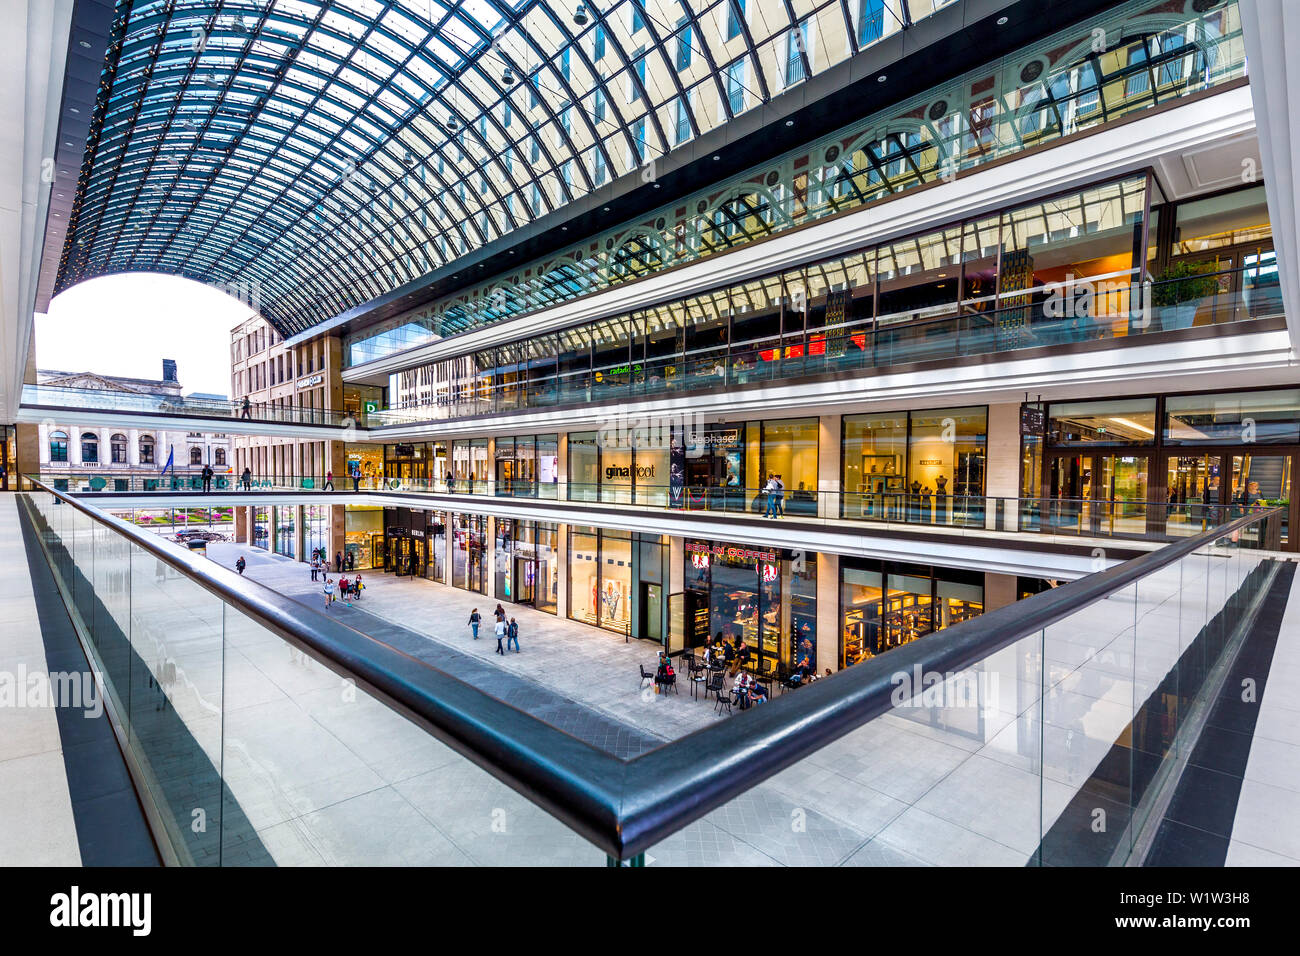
[54,0,935,336]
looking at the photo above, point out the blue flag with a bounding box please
[160,446,174,476]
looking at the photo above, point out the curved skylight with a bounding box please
[55,0,925,335]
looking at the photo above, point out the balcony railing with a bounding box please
[365,265,1283,428]
[38,471,1290,548]
[18,477,1286,864]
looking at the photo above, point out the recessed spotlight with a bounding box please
[602,206,610,211]
[712,155,720,161]
[877,74,887,83]
[652,183,660,188]
[784,119,793,127]
[70,107,80,114]
[79,40,91,49]
[997,16,1009,25]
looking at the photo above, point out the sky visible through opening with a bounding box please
[39,273,250,397]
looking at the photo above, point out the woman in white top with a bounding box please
[323,578,335,610]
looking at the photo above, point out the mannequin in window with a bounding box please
[935,475,949,524]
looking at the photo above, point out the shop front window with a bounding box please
[568,431,599,502]
[760,417,819,516]
[840,559,983,668]
[1049,398,1157,445]
[1164,389,1300,446]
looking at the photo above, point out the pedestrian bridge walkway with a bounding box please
[17,383,373,441]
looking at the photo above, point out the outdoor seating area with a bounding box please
[643,646,822,717]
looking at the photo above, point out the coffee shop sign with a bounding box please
[686,542,776,563]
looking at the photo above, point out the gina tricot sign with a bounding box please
[685,542,777,564]
[604,463,656,480]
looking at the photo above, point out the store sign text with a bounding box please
[686,542,776,564]
[604,464,656,480]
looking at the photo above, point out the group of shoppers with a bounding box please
[468,604,520,654]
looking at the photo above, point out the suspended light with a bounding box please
[501,66,515,86]
[574,4,588,26]
[446,114,459,129]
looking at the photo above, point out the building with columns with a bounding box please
[33,364,230,490]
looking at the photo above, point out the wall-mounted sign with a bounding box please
[1020,405,1046,436]
[687,430,739,447]
[393,443,415,457]
[297,374,324,388]
[685,541,777,564]
[919,459,943,466]
[604,463,656,480]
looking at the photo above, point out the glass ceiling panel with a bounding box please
[55,0,861,335]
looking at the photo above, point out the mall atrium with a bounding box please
[1,0,1298,872]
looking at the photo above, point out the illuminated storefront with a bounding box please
[344,506,382,569]
[346,443,384,488]
[567,528,667,640]
[840,559,983,668]
[494,434,559,498]
[452,513,487,593]
[494,518,559,613]
[683,539,816,671]
[841,406,988,524]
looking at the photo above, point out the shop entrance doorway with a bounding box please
[640,583,662,643]
[1046,453,1150,536]
[514,555,536,605]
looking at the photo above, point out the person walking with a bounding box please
[351,462,361,492]
[494,616,507,655]
[345,550,355,572]
[763,474,779,518]
[775,474,786,517]
[493,603,506,624]
[324,469,334,491]
[240,396,252,420]
[322,577,335,610]
[468,608,481,640]
[201,463,213,493]
[241,466,252,491]
[334,550,343,573]
[446,471,457,494]
[310,556,319,582]
[353,574,363,602]
[507,617,520,653]
[235,556,246,575]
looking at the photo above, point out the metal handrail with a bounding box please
[23,475,1282,859]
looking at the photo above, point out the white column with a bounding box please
[817,413,841,518]
[985,402,1021,531]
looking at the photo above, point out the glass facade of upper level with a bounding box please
[345,0,1247,369]
[374,174,1278,423]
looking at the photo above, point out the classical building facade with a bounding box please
[34,364,230,489]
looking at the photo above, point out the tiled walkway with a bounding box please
[1226,562,1300,866]
[0,496,82,865]
[207,542,717,747]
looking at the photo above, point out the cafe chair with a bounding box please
[639,664,655,691]
[711,675,732,716]
[691,664,711,700]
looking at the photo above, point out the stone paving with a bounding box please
[207,542,718,747]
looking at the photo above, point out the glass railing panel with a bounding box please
[648,631,1046,866]
[217,603,595,865]
[1036,581,1139,865]
[125,537,226,865]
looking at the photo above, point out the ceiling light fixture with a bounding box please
[997,16,1009,25]
[574,4,589,26]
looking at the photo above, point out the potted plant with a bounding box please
[1151,260,1219,330]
